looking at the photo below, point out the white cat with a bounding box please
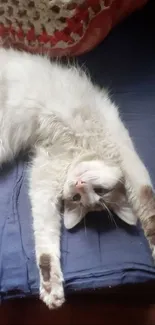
[0,48,154,309]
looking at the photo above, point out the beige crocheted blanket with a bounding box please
[0,0,148,56]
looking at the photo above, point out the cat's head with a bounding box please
[62,160,137,229]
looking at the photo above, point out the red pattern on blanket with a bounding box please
[0,0,148,56]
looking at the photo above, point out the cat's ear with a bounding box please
[63,202,85,229]
[113,204,137,225]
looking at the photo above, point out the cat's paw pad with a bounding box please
[39,253,65,309]
[40,280,65,309]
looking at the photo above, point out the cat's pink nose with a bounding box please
[75,180,86,190]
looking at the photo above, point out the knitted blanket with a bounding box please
[0,0,148,56]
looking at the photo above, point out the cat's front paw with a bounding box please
[40,279,65,309]
[39,253,65,309]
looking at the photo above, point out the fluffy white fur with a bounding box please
[0,48,154,309]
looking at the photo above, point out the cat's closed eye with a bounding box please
[93,187,110,195]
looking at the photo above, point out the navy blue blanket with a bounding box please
[0,0,155,301]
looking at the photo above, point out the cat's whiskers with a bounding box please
[110,176,124,186]
[78,204,87,237]
[100,200,117,228]
[83,215,87,237]
[104,200,120,206]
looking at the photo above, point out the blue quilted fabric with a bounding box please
[0,0,155,301]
